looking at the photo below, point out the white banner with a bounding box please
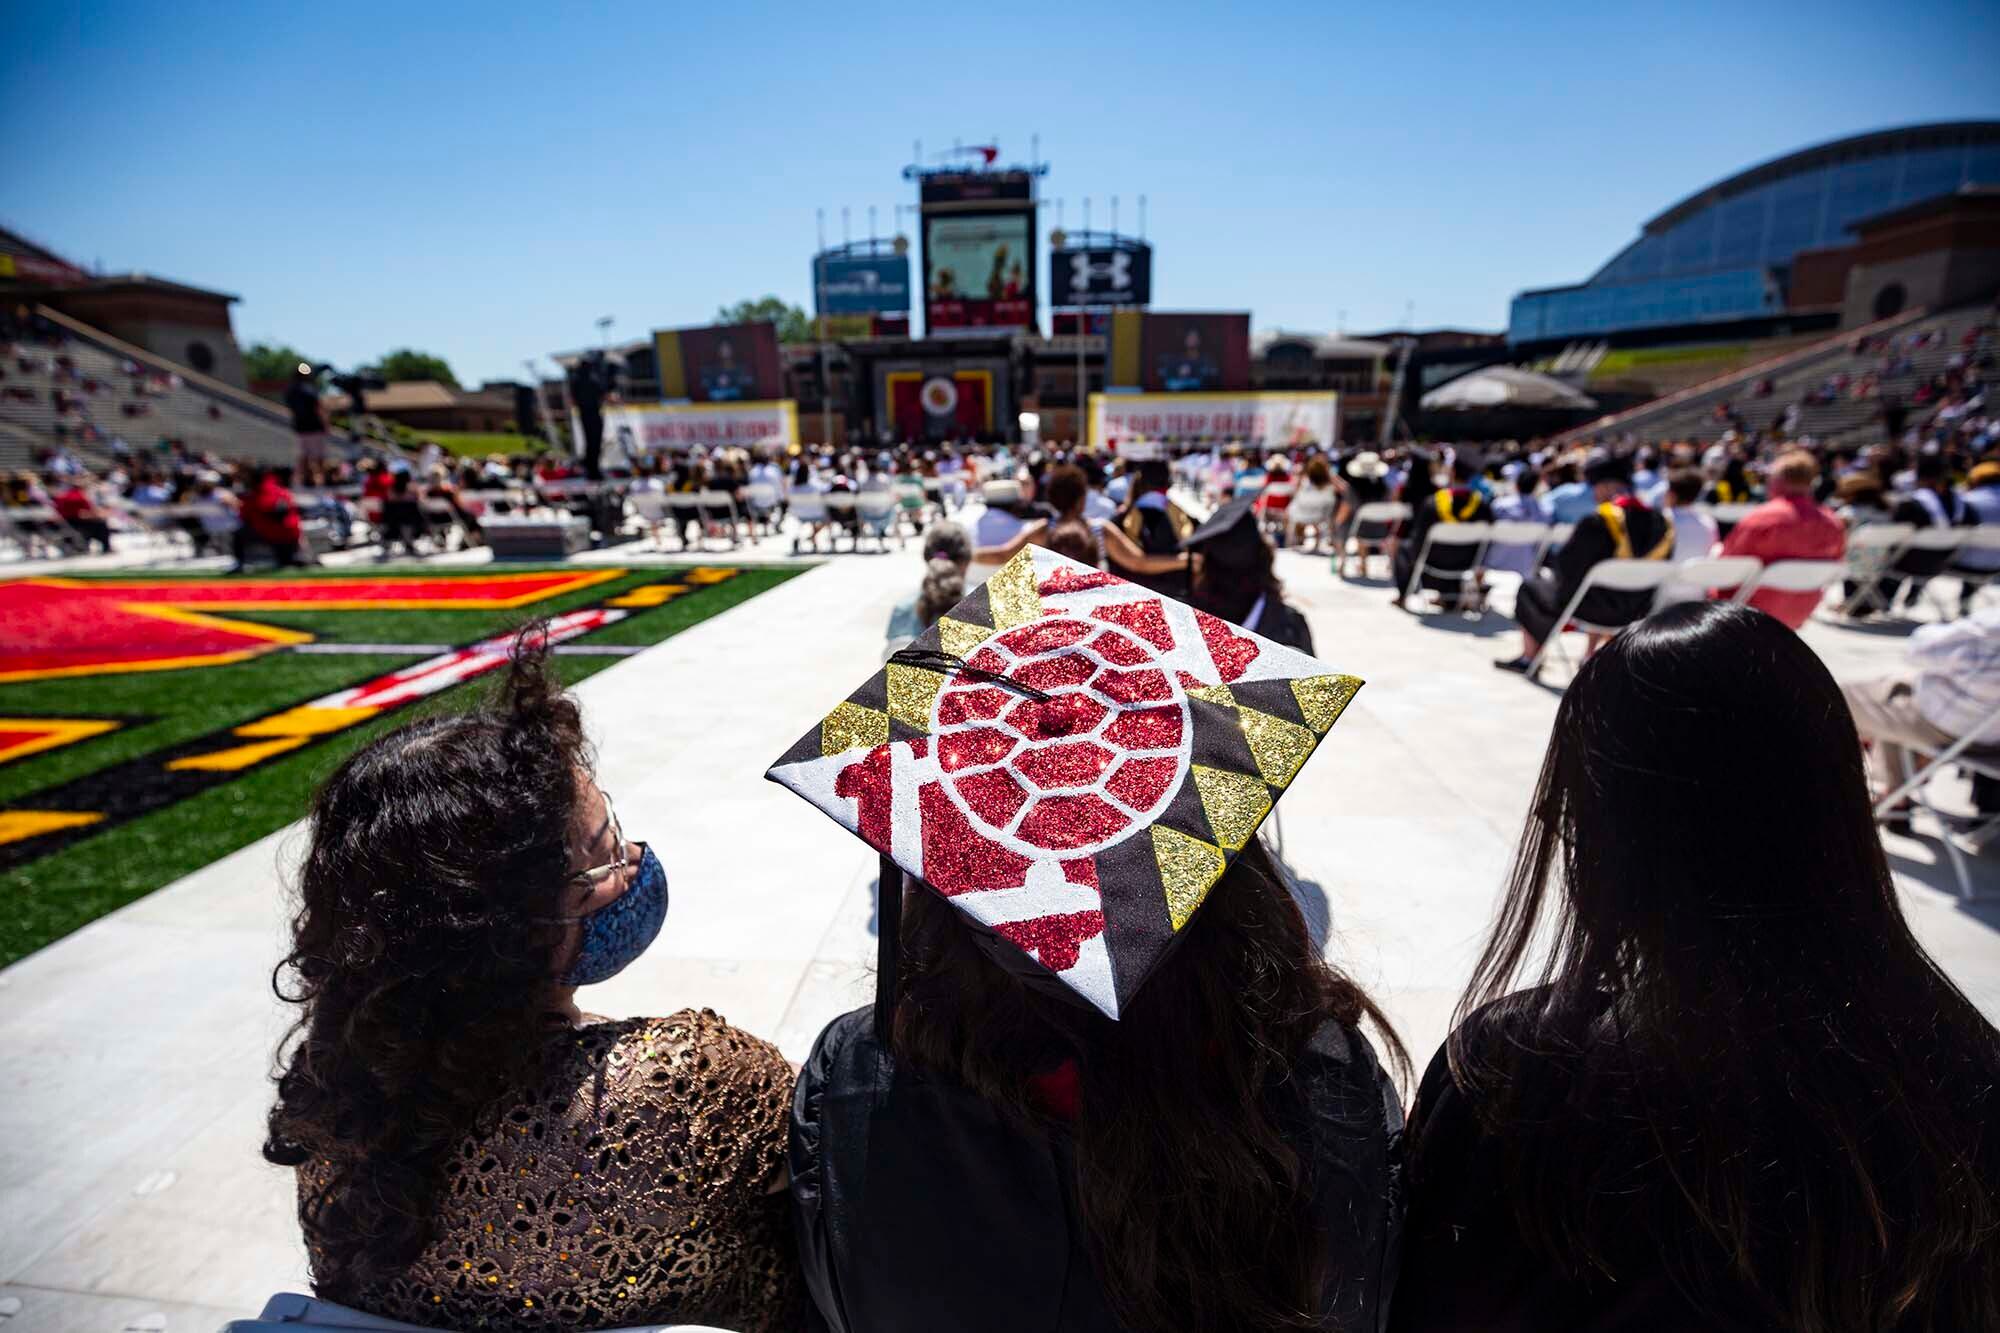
[596,400,799,459]
[1088,391,1338,451]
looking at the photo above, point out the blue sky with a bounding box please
[5,1,1996,386]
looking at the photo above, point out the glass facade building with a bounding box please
[1509,124,2000,344]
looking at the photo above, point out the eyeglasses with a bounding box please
[533,795,645,924]
[567,793,636,889]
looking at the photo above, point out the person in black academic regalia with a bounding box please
[1182,495,1316,653]
[1496,455,1673,677]
[1112,458,1195,596]
[1392,453,1494,611]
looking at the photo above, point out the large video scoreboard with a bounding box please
[919,170,1037,338]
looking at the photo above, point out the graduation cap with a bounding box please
[1178,495,1266,566]
[765,545,1362,1024]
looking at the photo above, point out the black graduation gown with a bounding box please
[789,1006,1404,1333]
[1392,997,1768,1333]
[1393,489,1494,599]
[1515,504,1673,643]
[1114,499,1193,597]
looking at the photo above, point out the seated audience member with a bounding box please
[1182,496,1316,652]
[884,521,972,656]
[52,476,113,552]
[1287,455,1341,551]
[1542,458,1597,525]
[1951,459,2000,613]
[265,641,798,1332]
[787,734,1405,1326]
[1716,450,1845,629]
[1396,602,2000,1333]
[1496,456,1673,676]
[977,464,1184,581]
[375,470,431,558]
[1878,453,1974,612]
[1662,468,1718,562]
[1482,466,1550,580]
[233,465,305,570]
[1841,606,2000,833]
[1114,458,1196,594]
[1392,454,1493,611]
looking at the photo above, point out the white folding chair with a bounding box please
[1836,523,1916,616]
[1871,697,2000,903]
[1898,527,1970,620]
[789,490,829,553]
[1655,555,1762,609]
[1400,522,1493,610]
[822,491,860,552]
[1730,558,1844,611]
[857,489,901,553]
[981,479,1022,507]
[1701,502,1756,531]
[1284,488,1337,551]
[1525,558,1678,681]
[1342,501,1410,578]
[627,489,670,547]
[744,481,781,536]
[1480,520,1554,578]
[693,489,742,549]
[1949,527,2000,612]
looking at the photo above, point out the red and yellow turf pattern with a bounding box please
[0,570,624,682]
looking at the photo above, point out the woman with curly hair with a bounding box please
[264,635,799,1331]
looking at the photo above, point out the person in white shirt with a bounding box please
[1841,607,2000,830]
[1664,469,1721,562]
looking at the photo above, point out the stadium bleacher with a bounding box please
[1556,299,1997,446]
[0,303,296,472]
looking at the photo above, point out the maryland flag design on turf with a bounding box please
[766,546,1361,1019]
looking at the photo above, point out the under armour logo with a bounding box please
[1069,251,1132,291]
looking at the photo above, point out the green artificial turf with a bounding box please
[0,563,807,965]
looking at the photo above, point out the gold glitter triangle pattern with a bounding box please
[1238,707,1316,789]
[1152,826,1226,931]
[1191,765,1272,851]
[985,549,1044,633]
[937,616,991,659]
[1186,683,1237,707]
[885,664,946,734]
[820,700,890,757]
[1291,675,1362,734]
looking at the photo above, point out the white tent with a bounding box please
[1421,365,1597,411]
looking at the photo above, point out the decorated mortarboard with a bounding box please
[764,545,1362,1019]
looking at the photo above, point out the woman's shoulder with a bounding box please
[563,1010,791,1105]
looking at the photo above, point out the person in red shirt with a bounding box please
[1718,450,1846,629]
[52,478,113,552]
[360,458,396,501]
[232,464,305,570]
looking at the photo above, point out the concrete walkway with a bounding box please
[2,524,1994,1331]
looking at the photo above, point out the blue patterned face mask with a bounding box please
[545,793,668,986]
[556,843,668,986]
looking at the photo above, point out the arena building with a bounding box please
[1509,121,2000,349]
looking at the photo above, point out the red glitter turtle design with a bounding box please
[931,613,1192,860]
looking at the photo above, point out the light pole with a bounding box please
[595,316,614,351]
[815,210,833,448]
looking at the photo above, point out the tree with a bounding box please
[367,348,459,388]
[243,342,314,383]
[715,296,815,345]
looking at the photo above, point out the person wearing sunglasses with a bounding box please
[265,634,800,1332]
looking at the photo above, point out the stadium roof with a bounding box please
[1251,330,1391,358]
[1640,120,2000,236]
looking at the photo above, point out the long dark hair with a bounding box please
[1449,601,1999,1330]
[263,637,589,1296]
[895,837,1407,1333]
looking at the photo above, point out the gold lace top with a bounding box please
[300,1009,800,1332]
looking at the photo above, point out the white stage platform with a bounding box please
[3,526,1995,1331]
